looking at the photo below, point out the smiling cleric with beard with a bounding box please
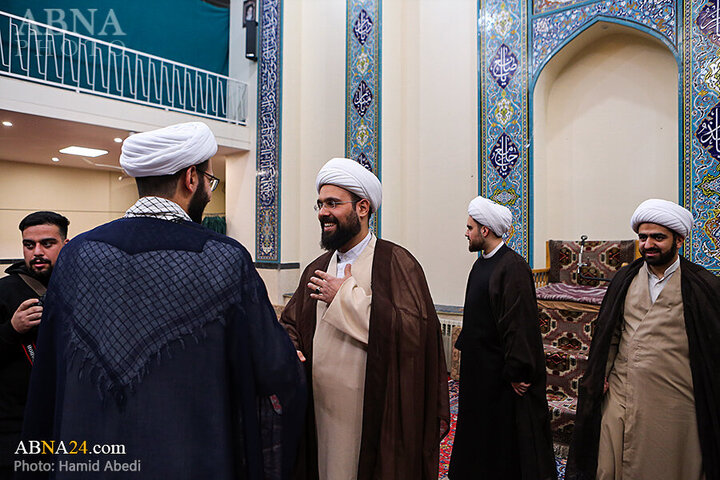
[0,211,69,479]
[280,157,449,480]
[568,198,720,480]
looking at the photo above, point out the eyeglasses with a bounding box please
[314,200,356,211]
[200,171,220,192]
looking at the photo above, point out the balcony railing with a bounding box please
[0,10,247,125]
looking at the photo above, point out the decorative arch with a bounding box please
[478,0,720,273]
[530,21,680,263]
[531,16,680,89]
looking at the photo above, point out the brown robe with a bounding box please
[280,238,451,480]
[567,257,720,480]
[597,265,703,480]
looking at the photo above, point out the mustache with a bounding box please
[30,258,49,265]
[319,215,337,224]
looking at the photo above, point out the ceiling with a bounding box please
[0,110,232,181]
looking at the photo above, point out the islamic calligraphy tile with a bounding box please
[347,0,380,234]
[490,132,520,178]
[255,0,282,262]
[353,8,373,45]
[534,0,588,15]
[531,0,676,77]
[357,152,373,170]
[489,44,520,89]
[695,100,720,162]
[697,0,720,46]
[352,80,373,117]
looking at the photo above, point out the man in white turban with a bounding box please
[20,122,306,480]
[120,121,219,223]
[569,199,720,480]
[449,196,556,480]
[280,158,449,480]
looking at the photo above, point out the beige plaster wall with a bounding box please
[0,159,226,260]
[380,0,478,306]
[0,160,136,258]
[281,0,347,267]
[533,23,679,268]
[274,0,478,306]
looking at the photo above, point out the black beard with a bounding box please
[642,241,678,266]
[28,263,52,284]
[320,210,361,251]
[188,180,209,223]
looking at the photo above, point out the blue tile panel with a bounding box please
[346,0,381,234]
[256,0,282,262]
[480,0,530,258]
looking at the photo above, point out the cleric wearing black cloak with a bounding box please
[449,195,556,480]
[18,122,306,479]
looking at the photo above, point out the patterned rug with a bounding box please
[439,379,567,480]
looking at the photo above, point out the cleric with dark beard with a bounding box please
[568,198,720,480]
[280,158,449,480]
[19,122,306,480]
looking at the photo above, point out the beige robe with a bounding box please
[312,236,375,480]
[598,265,704,480]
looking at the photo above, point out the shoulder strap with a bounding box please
[18,273,47,297]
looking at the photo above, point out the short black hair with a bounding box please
[135,160,209,198]
[19,211,70,239]
[347,191,376,215]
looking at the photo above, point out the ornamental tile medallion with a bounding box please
[699,171,720,196]
[491,187,520,205]
[490,132,521,178]
[697,0,720,46]
[495,94,515,125]
[255,0,282,262]
[700,209,720,259]
[346,0,381,234]
[695,100,720,163]
[353,8,373,45]
[489,44,520,89]
[356,121,370,147]
[704,53,720,93]
[495,10,514,37]
[356,52,371,75]
[352,80,374,117]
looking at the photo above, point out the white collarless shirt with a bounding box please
[336,232,373,278]
[646,256,680,303]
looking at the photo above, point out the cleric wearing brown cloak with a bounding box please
[449,196,556,480]
[279,158,450,480]
[567,198,720,480]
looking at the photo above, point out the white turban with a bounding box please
[120,122,218,177]
[630,198,694,238]
[315,158,382,212]
[468,195,513,236]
